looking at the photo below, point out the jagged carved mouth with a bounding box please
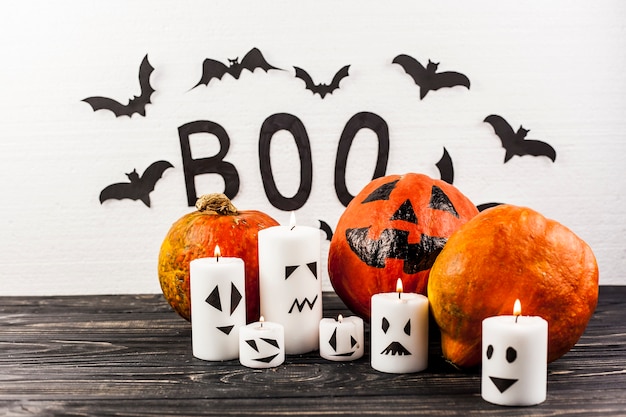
[381,341,411,356]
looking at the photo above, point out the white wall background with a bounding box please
[1,0,624,295]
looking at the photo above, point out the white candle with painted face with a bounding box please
[258,212,322,354]
[371,279,429,373]
[190,245,246,361]
[319,314,365,361]
[481,299,548,406]
[239,316,285,368]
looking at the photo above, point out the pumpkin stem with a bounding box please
[195,193,239,215]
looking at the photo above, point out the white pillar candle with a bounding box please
[258,212,322,354]
[239,317,285,368]
[319,315,364,361]
[371,279,429,373]
[190,246,246,361]
[482,299,548,406]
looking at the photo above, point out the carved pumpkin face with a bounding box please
[328,173,478,320]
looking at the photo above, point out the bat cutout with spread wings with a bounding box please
[99,160,173,207]
[192,47,281,89]
[392,55,470,99]
[294,65,350,98]
[82,54,155,117]
[484,114,556,163]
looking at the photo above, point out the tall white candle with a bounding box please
[239,316,285,368]
[190,246,246,361]
[371,279,429,373]
[258,212,322,354]
[319,315,364,361]
[481,299,548,406]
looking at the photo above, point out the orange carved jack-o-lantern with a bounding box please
[328,173,478,321]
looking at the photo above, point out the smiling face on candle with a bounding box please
[243,335,282,365]
[481,312,548,406]
[204,281,244,335]
[484,343,519,393]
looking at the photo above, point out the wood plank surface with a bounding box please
[1,288,625,416]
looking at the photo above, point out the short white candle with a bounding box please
[319,315,364,361]
[371,279,429,373]
[258,212,322,354]
[190,246,246,361]
[481,299,548,406]
[239,316,285,368]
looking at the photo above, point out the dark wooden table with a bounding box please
[1,287,624,416]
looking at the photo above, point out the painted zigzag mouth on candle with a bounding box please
[489,376,518,393]
[381,341,411,356]
[288,295,319,313]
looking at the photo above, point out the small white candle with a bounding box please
[190,246,246,361]
[481,299,548,406]
[319,314,364,361]
[258,212,322,354]
[371,279,429,373]
[239,316,285,368]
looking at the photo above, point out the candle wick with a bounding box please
[515,315,519,324]
[290,225,295,231]
[398,291,401,300]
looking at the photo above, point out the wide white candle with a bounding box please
[239,316,285,368]
[371,279,429,373]
[319,315,364,361]
[258,212,322,354]
[482,299,548,406]
[190,246,246,361]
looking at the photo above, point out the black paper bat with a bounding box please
[392,55,470,99]
[436,147,454,184]
[82,54,154,117]
[99,160,173,207]
[319,220,334,241]
[484,114,556,163]
[477,202,503,212]
[294,65,350,98]
[193,47,281,88]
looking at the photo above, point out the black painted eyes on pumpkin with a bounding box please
[285,262,318,280]
[205,282,243,315]
[360,179,459,219]
[381,317,411,335]
[486,345,518,363]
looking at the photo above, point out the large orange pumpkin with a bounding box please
[428,204,599,368]
[158,193,279,322]
[328,173,479,321]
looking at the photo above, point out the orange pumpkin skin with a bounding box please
[428,204,599,368]
[158,194,279,322]
[328,173,479,321]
